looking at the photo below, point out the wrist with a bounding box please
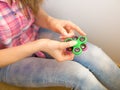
[46,16,55,29]
[33,39,50,52]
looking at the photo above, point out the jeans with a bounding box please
[0,28,120,90]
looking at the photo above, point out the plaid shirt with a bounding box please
[0,0,45,58]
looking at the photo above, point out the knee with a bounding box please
[70,65,98,84]
[63,62,106,90]
[77,43,115,73]
[86,43,105,58]
[63,61,101,85]
[84,43,113,65]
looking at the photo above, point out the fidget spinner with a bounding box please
[65,36,87,55]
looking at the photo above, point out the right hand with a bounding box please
[42,39,77,62]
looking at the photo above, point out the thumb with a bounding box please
[60,41,77,49]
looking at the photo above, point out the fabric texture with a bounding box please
[0,28,120,90]
[0,1,120,90]
[0,0,45,57]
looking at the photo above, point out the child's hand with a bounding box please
[48,17,86,39]
[42,39,77,62]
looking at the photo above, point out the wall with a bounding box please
[42,0,120,64]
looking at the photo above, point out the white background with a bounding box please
[42,0,120,64]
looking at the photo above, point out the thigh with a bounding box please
[0,57,106,90]
[74,42,120,90]
[38,28,60,40]
[37,28,120,89]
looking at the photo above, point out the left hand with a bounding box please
[47,17,86,40]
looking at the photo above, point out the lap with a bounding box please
[38,28,60,41]
[0,57,102,88]
[0,28,119,90]
[38,28,120,90]
[39,28,119,71]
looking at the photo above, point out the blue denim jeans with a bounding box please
[0,28,120,90]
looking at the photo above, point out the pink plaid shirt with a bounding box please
[0,0,45,58]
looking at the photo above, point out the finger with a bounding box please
[56,53,74,62]
[59,30,74,39]
[63,53,74,61]
[58,25,75,37]
[65,25,75,36]
[59,35,72,40]
[60,41,77,49]
[66,22,86,36]
[59,37,65,41]
[69,29,75,36]
[58,26,68,36]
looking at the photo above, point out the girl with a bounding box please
[0,0,120,90]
